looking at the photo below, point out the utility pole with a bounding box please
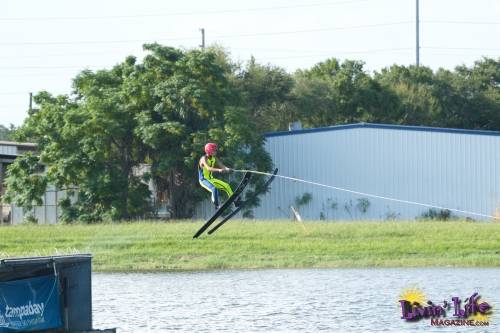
[416,0,420,67]
[200,28,205,49]
[29,92,33,111]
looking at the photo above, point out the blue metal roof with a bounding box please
[264,122,500,138]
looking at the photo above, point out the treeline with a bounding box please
[241,56,500,132]
[4,44,499,222]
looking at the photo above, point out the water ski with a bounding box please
[208,168,278,235]
[192,172,252,239]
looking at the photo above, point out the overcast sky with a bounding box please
[1,0,499,126]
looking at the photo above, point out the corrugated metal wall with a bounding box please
[11,185,71,225]
[0,144,17,156]
[196,124,500,221]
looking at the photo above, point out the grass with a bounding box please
[0,220,499,271]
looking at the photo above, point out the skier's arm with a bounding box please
[216,158,231,173]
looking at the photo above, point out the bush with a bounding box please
[420,208,454,221]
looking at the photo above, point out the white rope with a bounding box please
[52,260,58,277]
[38,260,60,318]
[233,169,499,220]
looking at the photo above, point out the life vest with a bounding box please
[199,155,216,179]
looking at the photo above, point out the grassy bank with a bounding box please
[0,221,498,271]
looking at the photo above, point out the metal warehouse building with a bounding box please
[199,123,500,221]
[0,141,37,224]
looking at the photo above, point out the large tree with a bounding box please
[9,59,151,222]
[134,45,271,218]
[6,44,272,221]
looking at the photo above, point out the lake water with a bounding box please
[92,268,499,333]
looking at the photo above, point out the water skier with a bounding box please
[198,143,238,210]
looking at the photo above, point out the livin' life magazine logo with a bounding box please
[399,288,492,327]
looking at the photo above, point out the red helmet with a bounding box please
[204,143,218,156]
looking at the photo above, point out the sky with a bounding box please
[1,0,499,127]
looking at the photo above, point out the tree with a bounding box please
[292,74,337,127]
[446,57,500,130]
[234,57,296,132]
[4,153,47,212]
[293,58,397,127]
[11,59,151,222]
[374,65,442,125]
[135,45,272,218]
